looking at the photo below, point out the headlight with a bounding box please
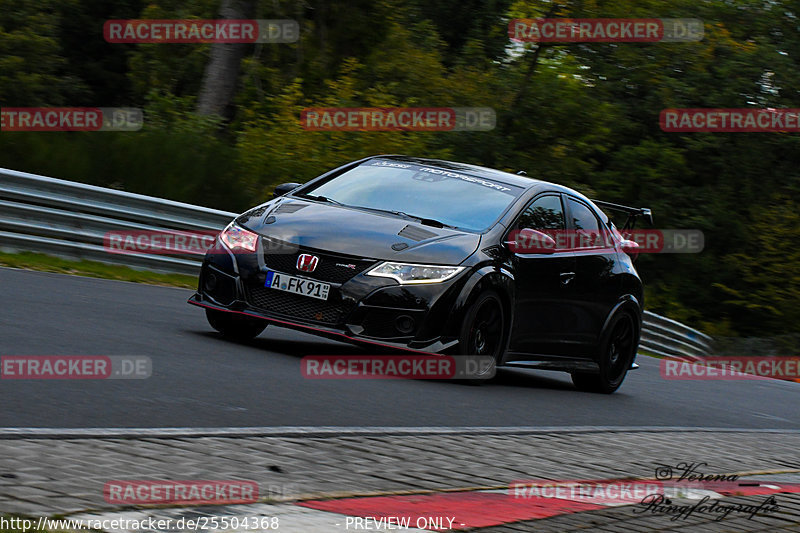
[219,223,258,252]
[366,262,465,284]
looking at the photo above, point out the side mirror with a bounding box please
[620,239,640,260]
[273,182,302,198]
[505,228,557,255]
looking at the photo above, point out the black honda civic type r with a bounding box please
[189,155,649,393]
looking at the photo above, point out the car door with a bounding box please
[506,194,578,359]
[564,196,621,355]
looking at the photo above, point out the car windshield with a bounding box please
[297,159,524,232]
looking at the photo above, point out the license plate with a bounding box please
[264,271,330,301]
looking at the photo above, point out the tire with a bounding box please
[571,312,637,394]
[456,290,507,383]
[206,309,267,340]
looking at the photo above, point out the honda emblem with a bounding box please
[296,254,319,272]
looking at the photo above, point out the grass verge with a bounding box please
[0,251,196,289]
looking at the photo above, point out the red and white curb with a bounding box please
[297,477,800,530]
[66,476,800,532]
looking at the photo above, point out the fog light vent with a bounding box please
[395,315,415,334]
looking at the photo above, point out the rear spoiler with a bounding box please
[592,200,653,230]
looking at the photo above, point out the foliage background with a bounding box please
[1,0,798,338]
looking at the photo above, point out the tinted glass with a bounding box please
[567,198,600,231]
[516,195,565,231]
[568,198,604,248]
[301,160,524,232]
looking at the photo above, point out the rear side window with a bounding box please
[567,197,605,249]
[516,195,565,231]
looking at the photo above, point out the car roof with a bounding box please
[376,155,592,200]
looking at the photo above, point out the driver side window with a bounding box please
[516,195,565,232]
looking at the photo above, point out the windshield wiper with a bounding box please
[302,194,346,206]
[301,198,456,228]
[353,206,455,229]
[405,214,455,229]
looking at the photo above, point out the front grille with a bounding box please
[263,250,375,284]
[246,286,349,325]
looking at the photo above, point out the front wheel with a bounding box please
[456,290,507,382]
[206,309,267,340]
[572,312,637,394]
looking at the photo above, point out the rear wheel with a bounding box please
[206,309,267,340]
[572,312,636,393]
[456,290,506,382]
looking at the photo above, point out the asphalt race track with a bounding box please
[1,267,798,429]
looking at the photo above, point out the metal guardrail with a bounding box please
[0,168,235,275]
[640,311,712,361]
[0,167,713,357]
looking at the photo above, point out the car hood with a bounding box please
[236,199,481,264]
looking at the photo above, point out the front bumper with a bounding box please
[189,244,469,353]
